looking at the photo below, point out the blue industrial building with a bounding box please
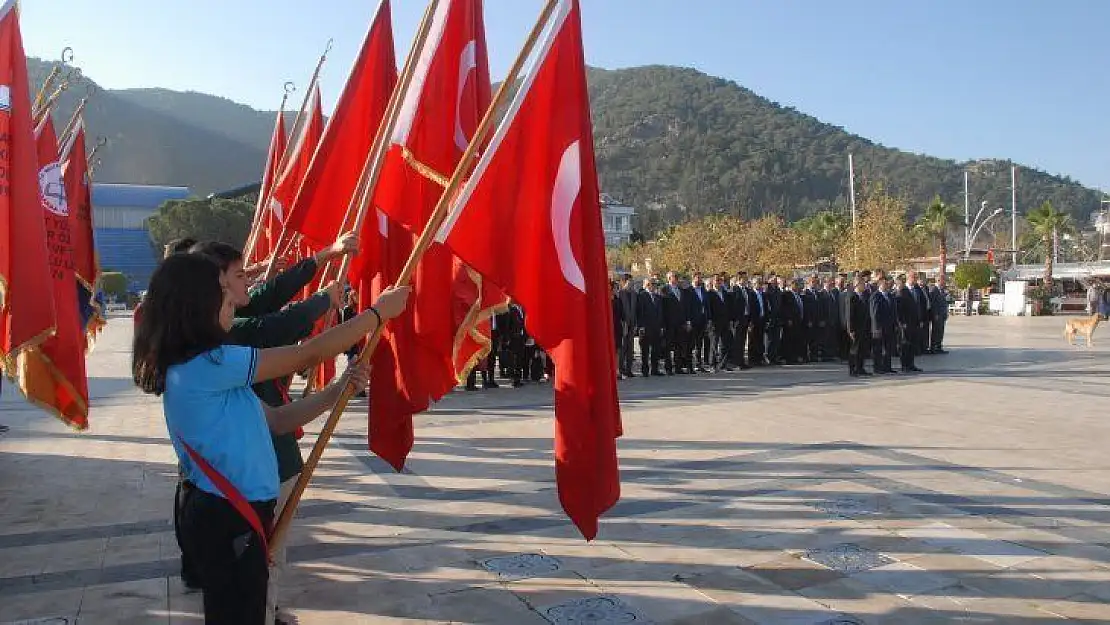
[92,183,191,291]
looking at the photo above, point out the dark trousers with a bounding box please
[765,322,781,363]
[900,326,918,370]
[838,325,850,360]
[709,324,732,369]
[639,332,661,375]
[731,323,749,367]
[805,325,820,361]
[918,320,930,354]
[664,327,687,373]
[179,485,275,625]
[173,476,200,587]
[748,320,766,365]
[930,318,946,350]
[872,329,895,372]
[848,332,867,374]
[691,323,709,368]
[782,323,805,363]
[619,330,636,375]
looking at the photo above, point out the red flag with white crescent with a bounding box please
[366,0,508,470]
[436,0,621,540]
[0,0,56,366]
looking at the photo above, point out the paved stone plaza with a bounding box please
[1,315,1109,624]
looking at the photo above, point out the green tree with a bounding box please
[146,197,255,250]
[1025,200,1074,289]
[99,272,129,299]
[952,261,994,290]
[916,195,960,286]
[794,210,849,268]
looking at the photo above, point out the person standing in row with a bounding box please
[895,275,924,373]
[636,278,664,377]
[687,272,711,372]
[847,278,872,376]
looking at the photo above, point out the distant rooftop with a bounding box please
[92,183,191,209]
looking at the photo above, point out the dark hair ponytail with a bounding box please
[133,254,228,395]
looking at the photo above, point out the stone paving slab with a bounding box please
[2,315,1110,623]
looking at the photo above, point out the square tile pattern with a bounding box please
[803,544,895,575]
[2,318,1110,623]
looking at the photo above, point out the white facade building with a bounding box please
[600,193,636,246]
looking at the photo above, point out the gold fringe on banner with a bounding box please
[452,266,511,384]
[14,345,88,430]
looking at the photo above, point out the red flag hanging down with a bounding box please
[284,0,397,248]
[349,208,426,468]
[60,117,105,347]
[268,84,323,245]
[367,0,508,469]
[17,116,89,428]
[435,0,620,540]
[246,110,287,266]
[0,0,56,368]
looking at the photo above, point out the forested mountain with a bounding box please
[30,58,1104,233]
[588,65,1104,232]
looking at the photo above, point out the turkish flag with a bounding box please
[246,109,287,266]
[269,84,323,237]
[436,0,621,540]
[0,1,56,365]
[60,117,104,347]
[17,117,89,428]
[368,0,508,469]
[285,0,397,248]
[349,209,427,469]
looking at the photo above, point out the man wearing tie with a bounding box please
[687,272,710,373]
[780,279,806,365]
[927,278,949,354]
[617,273,638,378]
[869,277,897,374]
[661,272,689,375]
[847,278,872,376]
[748,276,768,366]
[636,278,665,377]
[730,273,752,369]
[764,275,783,365]
[894,275,924,373]
[707,275,733,371]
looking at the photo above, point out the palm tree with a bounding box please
[1025,201,1073,289]
[794,210,848,269]
[916,195,959,287]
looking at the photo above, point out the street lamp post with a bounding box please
[965,200,1004,259]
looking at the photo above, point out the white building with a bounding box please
[600,193,636,246]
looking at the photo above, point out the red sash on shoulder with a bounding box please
[176,436,272,561]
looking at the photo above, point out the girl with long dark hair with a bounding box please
[133,253,408,624]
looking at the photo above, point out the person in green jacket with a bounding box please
[190,233,357,624]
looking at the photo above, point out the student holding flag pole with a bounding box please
[133,253,409,624]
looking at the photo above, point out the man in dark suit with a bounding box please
[928,279,949,354]
[869,277,897,374]
[748,276,768,366]
[764,275,783,365]
[661,271,689,375]
[780,279,806,365]
[908,271,931,355]
[687,272,711,372]
[636,278,665,376]
[824,277,843,362]
[801,276,821,362]
[611,281,624,379]
[894,275,924,372]
[838,275,854,361]
[729,272,752,369]
[847,279,871,376]
[502,303,527,386]
[617,273,638,378]
[707,274,733,371]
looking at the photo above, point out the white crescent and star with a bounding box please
[454,40,478,152]
[550,140,586,294]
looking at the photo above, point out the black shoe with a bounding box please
[859,370,874,377]
[483,380,500,389]
[906,366,923,372]
[935,349,948,354]
[512,380,523,388]
[465,384,479,391]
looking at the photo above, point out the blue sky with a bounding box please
[21,0,1110,192]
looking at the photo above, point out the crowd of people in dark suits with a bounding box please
[609,268,951,379]
[458,267,952,392]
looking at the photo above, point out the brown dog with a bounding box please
[1064,313,1100,347]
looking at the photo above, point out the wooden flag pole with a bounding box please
[33,47,72,119]
[255,40,333,281]
[269,0,562,556]
[243,84,293,263]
